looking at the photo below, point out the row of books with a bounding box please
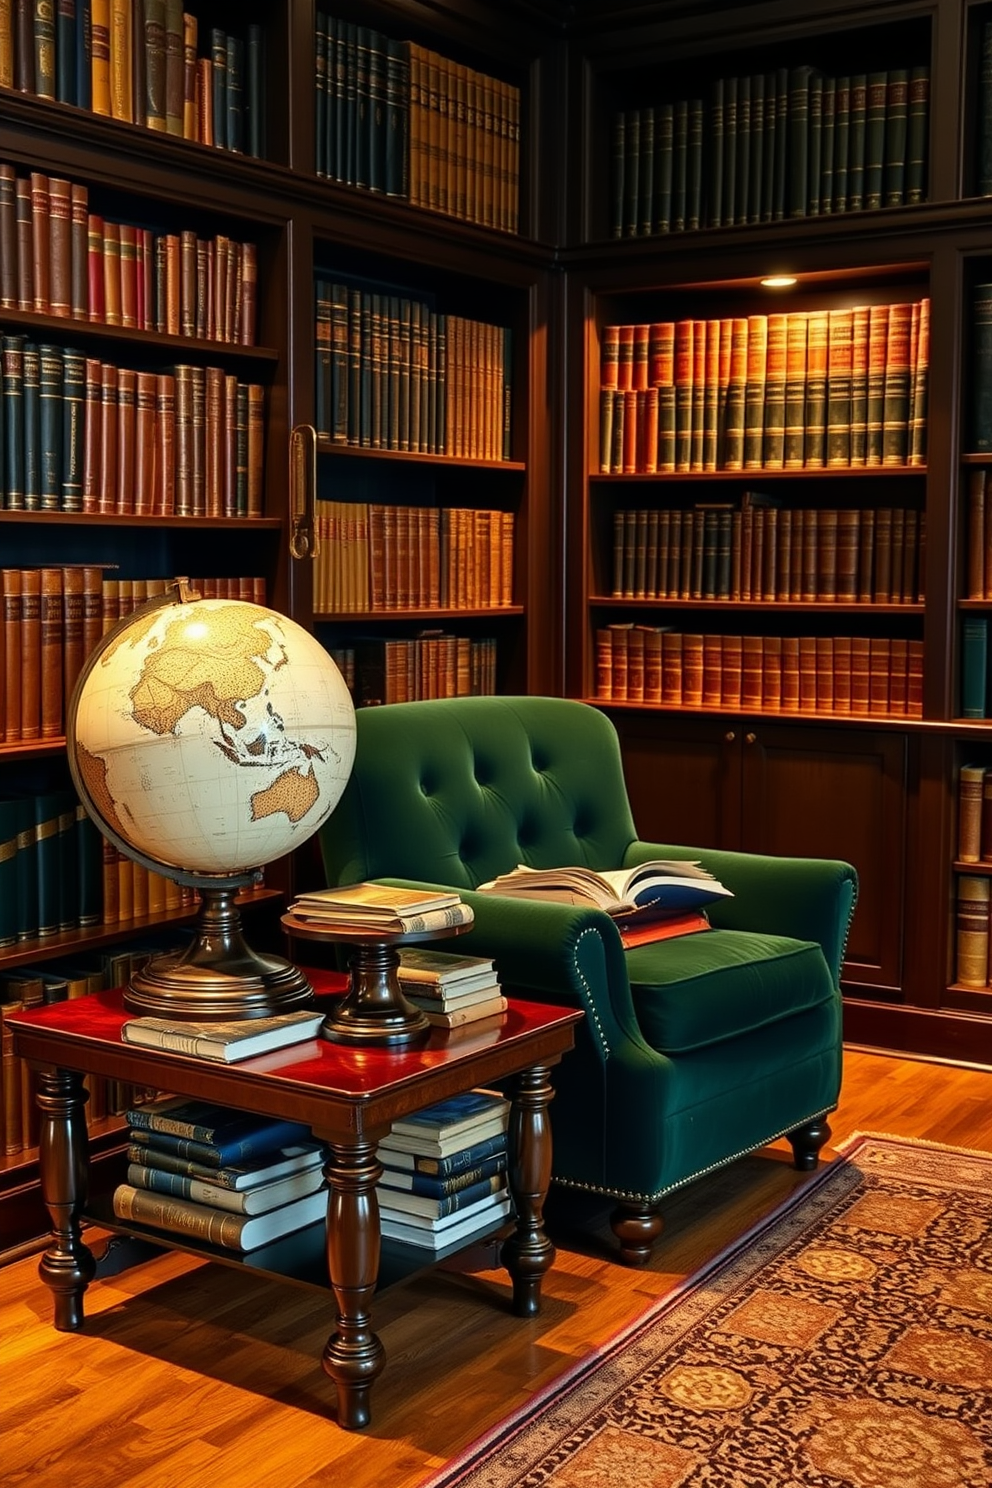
[315,279,513,460]
[0,568,265,744]
[0,339,265,517]
[957,764,992,865]
[611,505,925,605]
[314,15,520,234]
[612,64,929,239]
[595,624,924,717]
[329,633,499,707]
[599,302,930,474]
[0,7,264,157]
[313,500,515,614]
[0,942,179,1157]
[115,1100,327,1252]
[960,616,992,719]
[955,875,992,989]
[0,162,257,343]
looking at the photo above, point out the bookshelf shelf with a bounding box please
[315,605,524,621]
[590,596,925,615]
[318,443,525,472]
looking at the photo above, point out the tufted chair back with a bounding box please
[319,695,640,891]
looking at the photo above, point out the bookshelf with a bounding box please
[0,0,557,1250]
[562,0,992,1069]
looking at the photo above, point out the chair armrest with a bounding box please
[621,842,858,987]
[372,878,647,1059]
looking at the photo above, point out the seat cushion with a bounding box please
[627,928,836,1055]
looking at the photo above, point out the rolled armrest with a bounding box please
[621,842,858,986]
[373,878,646,1056]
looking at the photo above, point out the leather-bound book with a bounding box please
[826,308,853,467]
[118,221,137,328]
[803,310,828,467]
[0,164,16,310]
[204,364,224,516]
[741,633,763,709]
[958,763,985,864]
[815,634,834,713]
[47,176,72,318]
[30,171,50,314]
[154,371,175,515]
[781,634,801,711]
[956,875,991,988]
[182,9,198,139]
[783,311,808,469]
[868,636,891,716]
[38,343,64,511]
[761,634,782,711]
[850,303,869,465]
[98,360,118,514]
[2,568,22,740]
[889,637,909,716]
[762,311,786,468]
[70,182,88,320]
[22,341,40,510]
[833,635,852,714]
[15,176,32,311]
[109,0,132,121]
[86,213,105,321]
[81,356,102,511]
[39,568,63,739]
[882,301,913,466]
[133,370,156,515]
[19,566,41,740]
[102,218,121,326]
[797,634,817,711]
[60,565,85,707]
[173,363,193,516]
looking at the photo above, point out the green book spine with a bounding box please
[347,285,362,444]
[610,109,625,238]
[807,73,823,214]
[622,108,640,236]
[57,0,78,104]
[722,74,737,225]
[22,341,40,511]
[961,615,989,718]
[672,99,688,231]
[314,10,327,177]
[210,27,228,151]
[333,17,347,182]
[743,315,767,471]
[33,0,57,99]
[905,65,928,204]
[973,284,992,452]
[863,70,887,209]
[34,793,73,937]
[367,26,386,195]
[330,282,349,444]
[226,33,244,155]
[819,75,835,212]
[76,0,91,111]
[884,68,908,205]
[502,324,512,461]
[687,97,703,230]
[747,71,765,223]
[833,77,850,211]
[708,77,724,227]
[638,106,655,237]
[384,37,409,199]
[355,25,371,190]
[763,313,786,469]
[246,23,264,159]
[761,70,778,221]
[734,73,750,225]
[314,280,329,439]
[38,343,64,511]
[848,73,867,210]
[787,65,814,217]
[826,310,853,467]
[16,797,38,941]
[144,0,166,130]
[360,289,373,448]
[783,315,807,469]
[804,313,828,468]
[3,334,26,510]
[56,795,77,933]
[654,102,673,233]
[659,384,675,472]
[850,307,868,467]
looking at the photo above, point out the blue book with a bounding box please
[378,1151,507,1198]
[376,1131,507,1178]
[378,1171,507,1220]
[127,1098,310,1167]
[962,615,989,719]
[388,1089,509,1141]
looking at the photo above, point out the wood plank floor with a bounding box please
[3,1047,991,1488]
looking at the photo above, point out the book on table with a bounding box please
[396,948,498,996]
[377,1129,508,1177]
[120,1009,324,1061]
[477,860,732,917]
[112,1181,327,1252]
[126,1159,326,1215]
[377,1171,508,1220]
[378,1150,507,1197]
[411,995,509,1029]
[384,1089,509,1149]
[288,882,474,934]
[125,1140,325,1191]
[379,1193,513,1251]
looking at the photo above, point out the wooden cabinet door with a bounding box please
[740,723,909,992]
[613,712,743,850]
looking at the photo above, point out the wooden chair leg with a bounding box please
[788,1118,832,1172]
[610,1201,663,1265]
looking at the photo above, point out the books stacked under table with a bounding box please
[396,949,507,1029]
[377,1089,512,1256]
[113,1097,327,1253]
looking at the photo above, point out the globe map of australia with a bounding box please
[70,597,357,878]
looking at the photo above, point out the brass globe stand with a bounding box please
[126,875,314,1021]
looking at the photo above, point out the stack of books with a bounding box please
[113,1097,327,1253]
[377,1090,512,1254]
[396,949,507,1029]
[287,882,474,935]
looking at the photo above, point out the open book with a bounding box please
[477,860,733,920]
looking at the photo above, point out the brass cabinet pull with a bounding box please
[289,424,318,560]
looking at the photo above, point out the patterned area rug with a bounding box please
[422,1134,992,1488]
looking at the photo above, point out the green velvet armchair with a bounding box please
[318,695,857,1264]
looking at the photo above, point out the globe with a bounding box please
[66,582,357,1019]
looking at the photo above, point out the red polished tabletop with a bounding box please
[7,967,583,1116]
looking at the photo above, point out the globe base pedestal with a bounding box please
[125,885,313,1021]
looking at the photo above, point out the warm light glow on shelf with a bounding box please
[761,275,798,288]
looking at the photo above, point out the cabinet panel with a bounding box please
[741,724,907,988]
[615,712,907,992]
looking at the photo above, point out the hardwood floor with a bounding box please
[3,1047,991,1488]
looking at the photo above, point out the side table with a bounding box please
[9,976,582,1431]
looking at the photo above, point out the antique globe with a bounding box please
[66,579,357,1020]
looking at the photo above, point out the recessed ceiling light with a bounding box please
[761,275,798,288]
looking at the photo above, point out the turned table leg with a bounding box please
[321,1138,386,1430]
[36,1067,96,1331]
[501,1063,555,1317]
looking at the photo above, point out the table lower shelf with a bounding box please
[85,1196,513,1291]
